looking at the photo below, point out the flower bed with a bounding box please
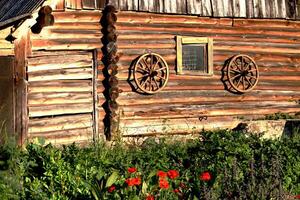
[0,130,300,199]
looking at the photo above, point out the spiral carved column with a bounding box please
[101,5,120,141]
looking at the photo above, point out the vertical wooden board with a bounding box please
[53,0,65,11]
[203,0,212,16]
[164,0,177,13]
[286,0,295,19]
[127,0,138,10]
[82,0,96,9]
[139,0,149,11]
[0,57,14,137]
[223,0,233,17]
[232,0,246,17]
[258,0,266,17]
[176,0,186,14]
[264,0,273,18]
[96,0,106,9]
[119,0,128,10]
[213,0,232,17]
[253,0,260,17]
[276,0,286,18]
[246,0,255,18]
[148,0,162,12]
[296,0,300,19]
[187,0,198,15]
[212,0,222,17]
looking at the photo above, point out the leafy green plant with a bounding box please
[0,129,299,199]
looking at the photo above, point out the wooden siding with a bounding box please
[111,0,300,19]
[53,0,300,19]
[29,11,105,144]
[116,11,300,136]
[27,51,96,144]
[0,28,14,55]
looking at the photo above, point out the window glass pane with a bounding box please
[182,44,207,73]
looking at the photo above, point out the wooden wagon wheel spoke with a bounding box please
[245,76,254,87]
[227,54,259,93]
[156,67,167,72]
[230,73,241,80]
[137,74,149,80]
[134,53,169,94]
[153,58,161,70]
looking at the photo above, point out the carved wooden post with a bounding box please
[101,5,120,141]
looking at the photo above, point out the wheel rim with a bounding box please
[134,53,169,94]
[227,54,259,93]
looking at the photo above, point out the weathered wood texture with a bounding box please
[27,50,104,144]
[0,57,14,138]
[54,0,106,10]
[31,11,102,50]
[116,11,300,136]
[54,0,300,19]
[112,0,300,19]
[0,28,14,55]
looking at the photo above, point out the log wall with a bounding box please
[28,11,105,144]
[116,11,300,137]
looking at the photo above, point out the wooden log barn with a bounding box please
[0,0,300,145]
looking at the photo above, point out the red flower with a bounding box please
[157,170,167,178]
[128,167,137,173]
[125,177,141,186]
[295,194,300,199]
[146,195,155,200]
[173,188,180,193]
[133,177,141,185]
[167,170,179,179]
[108,185,116,193]
[159,178,169,189]
[200,171,212,181]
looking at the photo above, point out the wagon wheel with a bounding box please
[227,54,259,93]
[134,53,169,94]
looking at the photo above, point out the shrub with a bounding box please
[0,129,299,199]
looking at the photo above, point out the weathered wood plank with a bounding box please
[82,0,96,9]
[28,114,93,133]
[164,0,176,13]
[28,80,93,93]
[29,103,93,117]
[139,0,149,11]
[28,127,93,144]
[28,68,93,82]
[28,92,93,105]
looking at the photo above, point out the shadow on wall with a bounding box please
[283,120,300,137]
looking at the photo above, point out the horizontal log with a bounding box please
[28,59,92,72]
[117,12,233,26]
[28,127,93,144]
[28,68,93,82]
[117,12,300,29]
[119,83,300,93]
[121,104,300,120]
[28,80,93,93]
[31,38,101,50]
[29,103,93,117]
[28,92,93,105]
[120,117,241,136]
[29,50,93,57]
[118,94,300,106]
[116,23,300,39]
[53,11,101,23]
[28,114,93,133]
[28,53,92,64]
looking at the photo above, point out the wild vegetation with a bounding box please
[0,129,300,200]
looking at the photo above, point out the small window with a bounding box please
[176,36,213,75]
